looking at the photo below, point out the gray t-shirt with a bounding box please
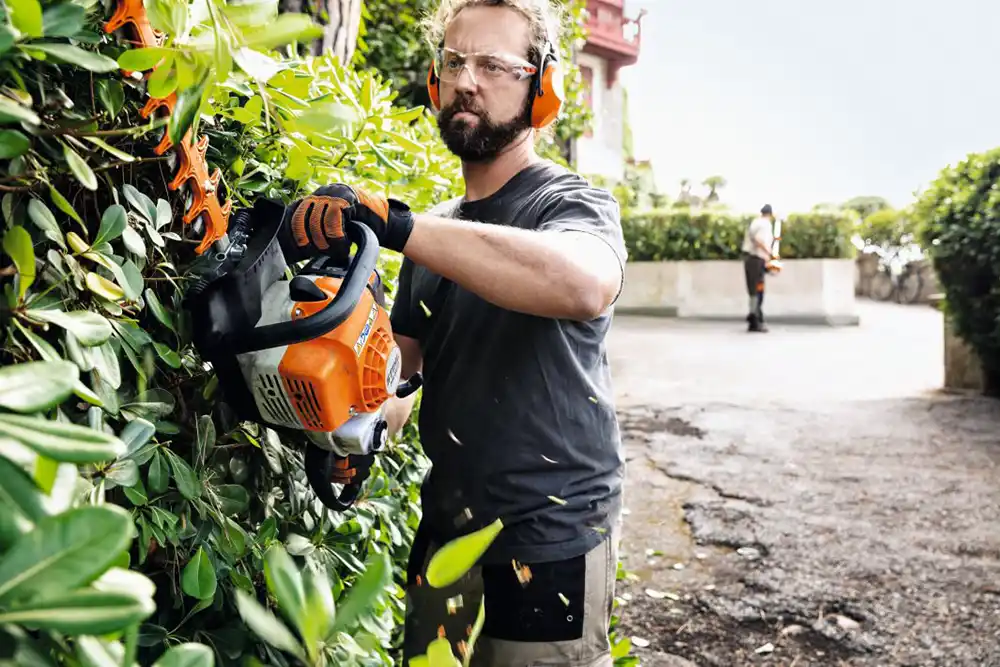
[389,160,628,564]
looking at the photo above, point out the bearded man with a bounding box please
[280,1,628,664]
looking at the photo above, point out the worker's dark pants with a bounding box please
[743,253,766,329]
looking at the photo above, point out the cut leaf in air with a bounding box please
[425,518,503,588]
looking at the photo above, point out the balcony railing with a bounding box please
[582,0,644,63]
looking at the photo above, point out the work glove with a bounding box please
[279,184,414,263]
[329,452,375,488]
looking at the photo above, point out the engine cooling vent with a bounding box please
[361,326,393,409]
[254,373,299,428]
[285,377,325,430]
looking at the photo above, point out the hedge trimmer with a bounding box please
[103,0,232,255]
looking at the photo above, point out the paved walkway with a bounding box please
[608,301,1000,666]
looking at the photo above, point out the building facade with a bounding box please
[573,0,644,183]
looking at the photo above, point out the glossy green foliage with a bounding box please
[915,147,1000,394]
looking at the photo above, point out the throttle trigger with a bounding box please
[289,276,328,302]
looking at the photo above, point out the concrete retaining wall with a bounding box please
[617,259,859,326]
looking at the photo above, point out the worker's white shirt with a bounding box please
[742,216,774,260]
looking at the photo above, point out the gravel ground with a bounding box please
[607,302,1000,667]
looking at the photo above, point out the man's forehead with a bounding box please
[443,5,532,56]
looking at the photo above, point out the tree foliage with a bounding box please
[916,147,1000,396]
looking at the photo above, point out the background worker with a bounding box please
[742,203,777,332]
[280,0,628,664]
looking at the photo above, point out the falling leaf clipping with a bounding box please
[547,495,567,506]
[420,300,432,317]
[558,592,569,606]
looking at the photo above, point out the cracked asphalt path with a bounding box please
[608,302,1000,667]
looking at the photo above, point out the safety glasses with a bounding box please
[434,47,537,86]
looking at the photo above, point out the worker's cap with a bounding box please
[760,204,773,215]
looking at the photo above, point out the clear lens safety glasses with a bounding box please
[435,47,538,85]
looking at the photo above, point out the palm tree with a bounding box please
[703,175,727,203]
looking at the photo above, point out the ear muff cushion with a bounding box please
[426,63,440,111]
[531,60,564,129]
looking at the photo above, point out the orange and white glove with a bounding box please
[279,184,414,262]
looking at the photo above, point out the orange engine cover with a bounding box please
[276,275,401,432]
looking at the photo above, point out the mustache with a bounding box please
[443,95,486,117]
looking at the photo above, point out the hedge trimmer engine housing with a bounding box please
[183,198,420,511]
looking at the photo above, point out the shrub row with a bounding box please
[621,209,857,262]
[916,147,1000,396]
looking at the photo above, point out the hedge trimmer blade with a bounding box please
[104,0,232,255]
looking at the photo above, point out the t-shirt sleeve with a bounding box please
[536,183,628,300]
[389,257,420,339]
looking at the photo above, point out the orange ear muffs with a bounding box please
[530,53,564,129]
[427,62,441,111]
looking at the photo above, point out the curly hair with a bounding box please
[422,0,564,66]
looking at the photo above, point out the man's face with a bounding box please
[435,6,536,162]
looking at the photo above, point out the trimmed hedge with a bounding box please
[621,209,857,262]
[916,147,1000,396]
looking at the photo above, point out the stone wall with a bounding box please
[617,259,859,325]
[943,315,986,393]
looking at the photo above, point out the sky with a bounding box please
[617,0,1000,216]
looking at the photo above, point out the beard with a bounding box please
[436,93,532,163]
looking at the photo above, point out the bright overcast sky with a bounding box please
[619,0,1000,216]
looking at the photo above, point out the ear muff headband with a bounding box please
[426,40,564,129]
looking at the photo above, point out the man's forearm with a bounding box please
[401,213,618,321]
[385,392,418,438]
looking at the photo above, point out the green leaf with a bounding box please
[169,70,209,146]
[48,184,83,227]
[121,226,146,256]
[330,549,391,636]
[105,458,138,486]
[84,136,134,162]
[26,43,119,73]
[181,546,217,600]
[0,97,40,126]
[27,199,65,250]
[147,60,178,98]
[0,504,134,605]
[299,563,335,648]
[117,46,169,72]
[0,455,47,547]
[3,225,35,301]
[263,545,305,627]
[0,413,126,463]
[144,288,175,332]
[223,0,278,28]
[243,14,323,51]
[120,418,155,457]
[95,79,125,118]
[26,309,113,346]
[42,3,86,37]
[234,589,305,660]
[0,588,154,635]
[164,449,199,499]
[95,204,127,246]
[147,451,168,494]
[0,360,78,413]
[63,143,97,191]
[0,26,15,55]
[294,103,357,134]
[425,518,504,588]
[153,342,181,368]
[152,643,215,667]
[86,272,125,301]
[7,0,43,37]
[0,130,30,159]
